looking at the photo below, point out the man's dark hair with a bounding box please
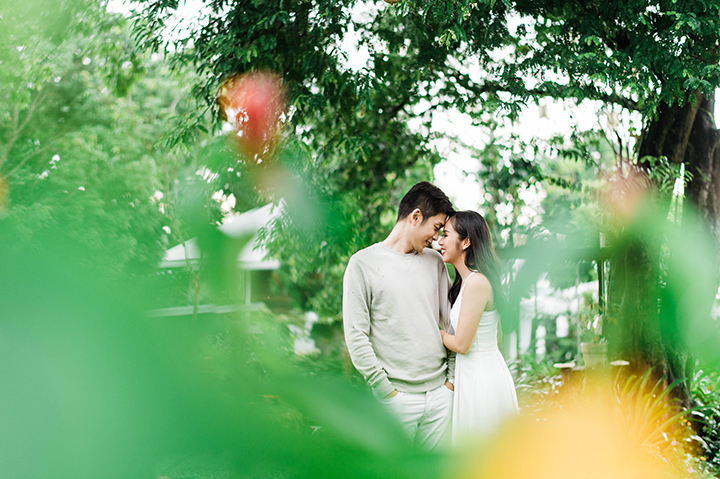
[397,181,455,223]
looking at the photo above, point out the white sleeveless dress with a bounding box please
[450,273,518,442]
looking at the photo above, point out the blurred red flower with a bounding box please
[217,71,285,159]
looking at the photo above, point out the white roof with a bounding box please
[160,202,281,270]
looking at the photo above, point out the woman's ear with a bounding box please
[462,239,471,251]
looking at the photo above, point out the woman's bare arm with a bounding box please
[441,274,493,354]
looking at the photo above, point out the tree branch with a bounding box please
[0,107,21,170]
[0,90,46,171]
[4,138,60,179]
[448,70,639,112]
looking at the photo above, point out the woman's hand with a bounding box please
[440,329,451,348]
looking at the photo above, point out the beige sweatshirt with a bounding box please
[342,243,454,398]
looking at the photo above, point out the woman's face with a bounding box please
[438,219,465,265]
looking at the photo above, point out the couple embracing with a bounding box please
[343,182,518,449]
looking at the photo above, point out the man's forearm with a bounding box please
[345,328,394,397]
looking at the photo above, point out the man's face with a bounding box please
[411,211,447,252]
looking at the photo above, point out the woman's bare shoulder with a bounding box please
[465,272,492,292]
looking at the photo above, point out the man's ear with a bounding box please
[409,208,423,225]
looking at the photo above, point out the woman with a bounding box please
[438,211,518,442]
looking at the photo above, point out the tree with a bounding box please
[133,0,720,402]
[134,0,463,318]
[492,0,720,404]
[0,0,210,281]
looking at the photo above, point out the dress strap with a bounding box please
[459,271,477,295]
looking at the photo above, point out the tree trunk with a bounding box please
[684,94,720,237]
[638,90,703,165]
[608,91,720,408]
[606,241,666,375]
[671,92,720,407]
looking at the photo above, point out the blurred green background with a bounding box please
[4,0,720,477]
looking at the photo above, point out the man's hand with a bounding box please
[385,389,399,399]
[444,380,454,391]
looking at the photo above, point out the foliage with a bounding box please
[577,289,604,344]
[0,1,210,278]
[615,369,691,451]
[413,0,720,115]
[0,220,442,479]
[512,352,564,412]
[130,1,720,330]
[132,0,473,318]
[127,3,720,455]
[690,369,720,476]
[643,155,694,197]
[5,0,720,474]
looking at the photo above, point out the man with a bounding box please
[343,181,455,450]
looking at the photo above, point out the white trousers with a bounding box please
[380,384,453,450]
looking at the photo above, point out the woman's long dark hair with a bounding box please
[448,211,506,313]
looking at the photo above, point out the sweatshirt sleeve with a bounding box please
[438,261,456,381]
[342,256,395,398]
